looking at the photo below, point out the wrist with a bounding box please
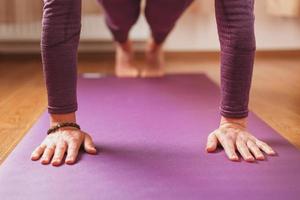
[220,116,247,129]
[47,121,81,135]
[50,112,76,126]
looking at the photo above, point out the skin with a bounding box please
[31,38,167,166]
[141,38,165,78]
[206,116,276,162]
[115,38,165,78]
[31,113,276,166]
[115,40,139,78]
[31,112,97,166]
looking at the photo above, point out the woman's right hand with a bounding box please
[30,113,97,166]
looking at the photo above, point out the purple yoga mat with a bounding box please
[0,74,299,200]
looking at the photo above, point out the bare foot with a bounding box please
[115,40,139,78]
[141,38,165,78]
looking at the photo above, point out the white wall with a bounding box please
[1,0,300,52]
[162,1,300,51]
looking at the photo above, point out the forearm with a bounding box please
[215,0,256,118]
[41,0,82,114]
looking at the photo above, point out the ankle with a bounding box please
[116,40,132,52]
[147,38,163,52]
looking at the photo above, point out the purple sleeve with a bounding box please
[41,0,81,114]
[41,0,255,118]
[215,0,256,118]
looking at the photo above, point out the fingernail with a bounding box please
[230,156,238,161]
[41,159,49,164]
[247,157,255,162]
[65,161,71,165]
[66,159,74,164]
[52,161,60,166]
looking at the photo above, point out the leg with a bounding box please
[41,0,82,114]
[142,0,194,77]
[215,0,256,118]
[98,0,142,77]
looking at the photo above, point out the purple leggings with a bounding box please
[99,0,193,44]
[41,0,256,118]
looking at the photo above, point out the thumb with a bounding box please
[206,132,218,152]
[83,133,97,154]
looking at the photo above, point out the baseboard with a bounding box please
[1,41,300,61]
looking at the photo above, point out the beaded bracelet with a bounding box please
[47,122,81,135]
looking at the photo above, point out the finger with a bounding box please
[236,138,255,162]
[84,134,97,154]
[256,140,276,155]
[216,132,239,161]
[65,140,81,165]
[247,140,265,160]
[31,144,46,161]
[206,132,218,152]
[40,144,56,164]
[51,141,67,166]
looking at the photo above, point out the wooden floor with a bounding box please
[0,52,300,164]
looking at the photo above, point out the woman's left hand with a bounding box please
[206,117,276,162]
